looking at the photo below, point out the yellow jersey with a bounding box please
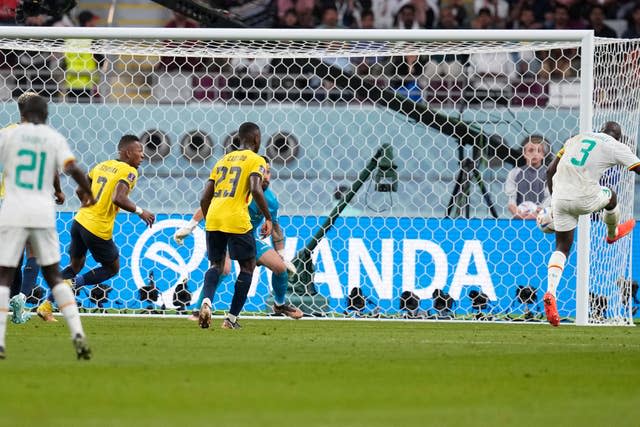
[75,159,138,240]
[205,149,266,233]
[0,123,19,199]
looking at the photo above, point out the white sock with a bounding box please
[0,287,8,348]
[547,251,567,298]
[52,283,85,339]
[226,313,237,323]
[603,205,620,239]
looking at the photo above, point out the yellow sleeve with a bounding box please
[556,147,565,158]
[119,166,138,191]
[250,155,266,179]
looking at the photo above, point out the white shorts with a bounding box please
[0,227,61,267]
[552,187,612,232]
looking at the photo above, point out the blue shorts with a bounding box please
[255,238,273,260]
[206,230,255,262]
[69,220,119,265]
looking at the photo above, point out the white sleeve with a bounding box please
[504,168,518,205]
[612,141,640,170]
[56,135,75,170]
[0,131,6,166]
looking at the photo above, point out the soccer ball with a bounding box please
[536,207,555,234]
[517,201,538,216]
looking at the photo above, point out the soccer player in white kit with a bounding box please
[543,121,640,326]
[0,94,96,359]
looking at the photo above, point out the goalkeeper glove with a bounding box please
[277,249,297,274]
[174,219,199,245]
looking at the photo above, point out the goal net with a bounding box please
[0,28,637,325]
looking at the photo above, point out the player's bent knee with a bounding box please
[271,262,287,275]
[40,264,63,287]
[71,256,86,271]
[105,261,120,277]
[605,189,618,210]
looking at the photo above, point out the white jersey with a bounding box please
[0,123,74,228]
[552,132,640,201]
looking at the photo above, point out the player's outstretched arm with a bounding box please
[174,207,204,245]
[200,180,216,219]
[64,160,95,207]
[53,170,65,205]
[112,181,155,227]
[250,175,272,238]
[272,222,296,274]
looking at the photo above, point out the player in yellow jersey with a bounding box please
[36,134,155,321]
[197,122,273,330]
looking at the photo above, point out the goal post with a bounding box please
[0,27,636,325]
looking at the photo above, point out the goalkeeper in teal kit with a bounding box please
[175,157,303,319]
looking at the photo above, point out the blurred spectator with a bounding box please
[424,7,467,81]
[386,55,425,101]
[600,0,622,19]
[617,0,639,20]
[412,0,439,28]
[471,7,495,29]
[278,0,315,27]
[589,5,618,38]
[372,0,404,29]
[468,50,516,90]
[508,8,543,75]
[394,3,419,29]
[540,4,582,79]
[437,6,459,30]
[228,55,270,101]
[63,10,105,101]
[351,10,387,76]
[509,7,542,29]
[474,0,508,27]
[505,135,550,219]
[509,0,551,24]
[360,8,375,28]
[316,5,345,28]
[78,9,99,27]
[10,3,58,97]
[546,3,585,30]
[0,0,18,25]
[278,7,299,27]
[230,57,271,76]
[333,0,364,28]
[468,9,516,90]
[623,4,640,38]
[442,0,469,28]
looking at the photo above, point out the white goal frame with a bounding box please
[0,27,603,325]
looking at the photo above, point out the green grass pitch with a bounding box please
[1,317,639,427]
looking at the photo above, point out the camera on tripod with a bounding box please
[19,0,76,20]
[373,144,398,193]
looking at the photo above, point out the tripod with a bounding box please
[446,144,498,218]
